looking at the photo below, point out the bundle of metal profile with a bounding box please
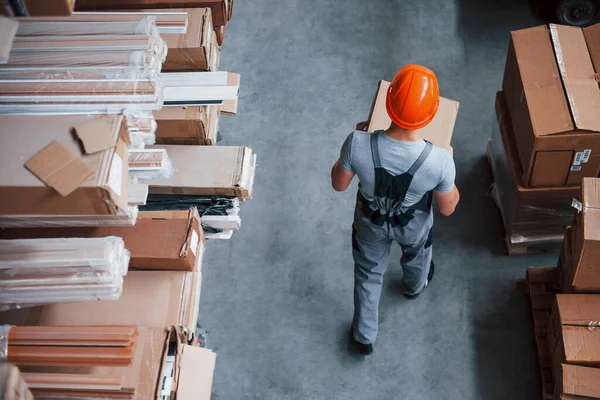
[0,17,166,117]
[0,236,130,309]
[141,195,240,238]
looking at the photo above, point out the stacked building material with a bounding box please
[0,3,246,397]
[0,237,130,309]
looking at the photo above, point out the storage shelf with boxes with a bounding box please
[0,2,248,397]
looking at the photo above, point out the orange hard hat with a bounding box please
[386,64,440,130]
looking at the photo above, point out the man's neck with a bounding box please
[384,124,421,142]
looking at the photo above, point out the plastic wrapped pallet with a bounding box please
[489,92,576,245]
[0,237,130,310]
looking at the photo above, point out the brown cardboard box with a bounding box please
[75,0,230,26]
[0,208,204,271]
[558,325,600,368]
[162,8,216,72]
[493,92,578,237]
[570,178,600,291]
[143,145,256,200]
[155,104,220,145]
[1,0,74,16]
[158,326,216,400]
[555,364,600,399]
[0,115,129,219]
[502,24,600,187]
[366,80,459,150]
[2,269,203,332]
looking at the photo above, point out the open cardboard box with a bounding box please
[0,115,129,219]
[366,80,459,150]
[503,23,600,187]
[17,326,216,399]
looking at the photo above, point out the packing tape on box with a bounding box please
[0,325,11,359]
[590,321,600,331]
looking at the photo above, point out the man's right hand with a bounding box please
[355,121,369,131]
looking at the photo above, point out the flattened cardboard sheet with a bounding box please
[24,141,93,196]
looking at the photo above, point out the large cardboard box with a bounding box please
[143,145,256,200]
[492,92,578,238]
[75,0,230,26]
[555,364,600,399]
[366,80,459,150]
[154,104,220,145]
[161,8,218,72]
[0,115,129,220]
[2,269,203,332]
[569,178,600,291]
[0,208,204,271]
[502,23,600,187]
[553,325,600,370]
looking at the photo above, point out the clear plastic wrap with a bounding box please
[0,237,130,310]
[0,236,128,276]
[125,110,157,148]
[127,148,175,179]
[0,16,166,115]
[489,97,575,244]
[16,18,156,37]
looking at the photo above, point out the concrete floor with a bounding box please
[200,1,560,399]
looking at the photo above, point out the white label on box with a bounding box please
[190,230,199,256]
[582,149,592,163]
[107,153,122,197]
[572,199,583,212]
[159,354,175,398]
[573,152,584,166]
[571,165,582,171]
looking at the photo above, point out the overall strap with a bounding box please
[370,131,382,169]
[407,141,433,176]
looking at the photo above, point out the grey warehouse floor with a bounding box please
[200,1,559,399]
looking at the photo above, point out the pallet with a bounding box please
[486,143,563,256]
[520,267,561,400]
[505,236,562,256]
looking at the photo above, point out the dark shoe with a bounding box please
[403,261,435,300]
[348,327,373,356]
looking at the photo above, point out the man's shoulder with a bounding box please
[349,130,371,145]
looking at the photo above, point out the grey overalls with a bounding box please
[352,131,434,345]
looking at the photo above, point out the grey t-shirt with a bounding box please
[340,130,455,207]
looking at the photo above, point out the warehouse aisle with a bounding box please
[201,1,556,399]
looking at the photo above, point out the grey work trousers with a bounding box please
[351,204,434,345]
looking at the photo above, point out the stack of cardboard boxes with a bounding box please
[524,179,600,399]
[0,2,254,397]
[489,22,600,254]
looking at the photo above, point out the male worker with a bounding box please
[331,64,460,355]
